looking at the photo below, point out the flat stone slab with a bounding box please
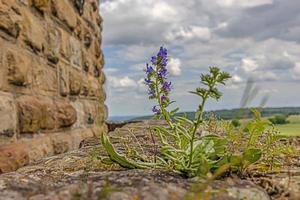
[0,120,298,200]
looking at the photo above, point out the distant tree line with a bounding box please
[133,107,300,121]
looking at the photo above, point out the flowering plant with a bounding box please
[101,46,231,176]
[142,47,232,176]
[100,47,297,177]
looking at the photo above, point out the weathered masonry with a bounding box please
[0,0,107,173]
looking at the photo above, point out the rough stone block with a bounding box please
[0,142,29,173]
[70,36,82,68]
[88,76,100,98]
[45,26,61,64]
[73,0,85,15]
[82,50,91,73]
[5,49,32,87]
[22,10,46,51]
[16,96,77,133]
[0,4,21,38]
[82,100,107,125]
[91,122,108,137]
[0,92,17,137]
[32,58,58,95]
[59,28,71,61]
[97,104,108,124]
[82,0,100,30]
[58,62,69,96]
[30,0,50,13]
[55,100,77,128]
[40,98,56,130]
[16,96,43,133]
[70,100,85,128]
[82,100,97,125]
[69,69,82,96]
[83,31,92,48]
[81,77,89,96]
[51,0,77,30]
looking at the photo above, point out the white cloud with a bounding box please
[166,26,211,42]
[151,2,177,22]
[255,71,279,81]
[216,0,273,8]
[232,74,243,83]
[241,58,259,72]
[168,58,182,76]
[109,76,137,88]
[100,0,121,12]
[121,45,156,62]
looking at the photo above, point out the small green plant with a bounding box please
[231,119,241,127]
[268,114,289,125]
[222,109,297,173]
[100,47,297,178]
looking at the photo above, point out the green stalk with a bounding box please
[188,95,207,167]
[187,80,216,167]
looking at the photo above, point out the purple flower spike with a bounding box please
[148,87,156,95]
[144,78,151,85]
[152,105,160,113]
[151,56,157,65]
[145,63,154,73]
[162,81,172,91]
[158,68,167,77]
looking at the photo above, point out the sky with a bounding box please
[99,0,300,117]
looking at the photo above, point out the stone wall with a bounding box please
[0,0,107,173]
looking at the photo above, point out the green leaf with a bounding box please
[175,116,194,125]
[209,67,220,78]
[170,107,179,116]
[101,133,152,169]
[243,148,262,164]
[176,124,191,140]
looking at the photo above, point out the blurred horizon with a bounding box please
[100,0,300,116]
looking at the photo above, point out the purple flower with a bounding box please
[144,78,151,85]
[158,68,167,77]
[151,56,157,65]
[157,46,167,58]
[148,87,155,95]
[145,63,154,73]
[161,95,168,102]
[162,81,172,91]
[152,105,160,113]
[160,57,168,66]
[157,47,168,66]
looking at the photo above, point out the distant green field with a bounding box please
[275,115,300,136]
[237,115,300,136]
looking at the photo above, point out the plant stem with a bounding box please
[188,95,207,167]
[187,81,216,167]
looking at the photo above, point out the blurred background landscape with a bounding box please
[100,0,300,135]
